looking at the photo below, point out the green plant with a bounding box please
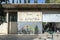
[19,0,21,3]
[5,0,8,4]
[34,0,37,3]
[24,0,26,3]
[28,0,30,3]
[12,0,14,3]
[35,25,38,34]
[45,0,50,3]
[16,0,18,3]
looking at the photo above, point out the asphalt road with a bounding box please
[0,34,39,40]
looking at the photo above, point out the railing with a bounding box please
[1,0,60,4]
[0,0,45,4]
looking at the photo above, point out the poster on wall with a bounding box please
[43,14,60,22]
[18,12,42,34]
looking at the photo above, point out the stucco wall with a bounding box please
[0,23,8,34]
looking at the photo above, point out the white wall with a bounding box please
[18,12,42,22]
[0,23,8,34]
[18,12,42,34]
[42,10,60,22]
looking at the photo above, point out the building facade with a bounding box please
[0,4,60,34]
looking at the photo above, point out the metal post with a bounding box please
[50,32,53,40]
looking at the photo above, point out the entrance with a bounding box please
[8,12,18,34]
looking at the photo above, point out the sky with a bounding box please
[9,0,45,4]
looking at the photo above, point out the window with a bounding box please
[9,12,17,22]
[10,16,17,22]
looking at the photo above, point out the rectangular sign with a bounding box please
[43,14,60,22]
[18,12,42,22]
